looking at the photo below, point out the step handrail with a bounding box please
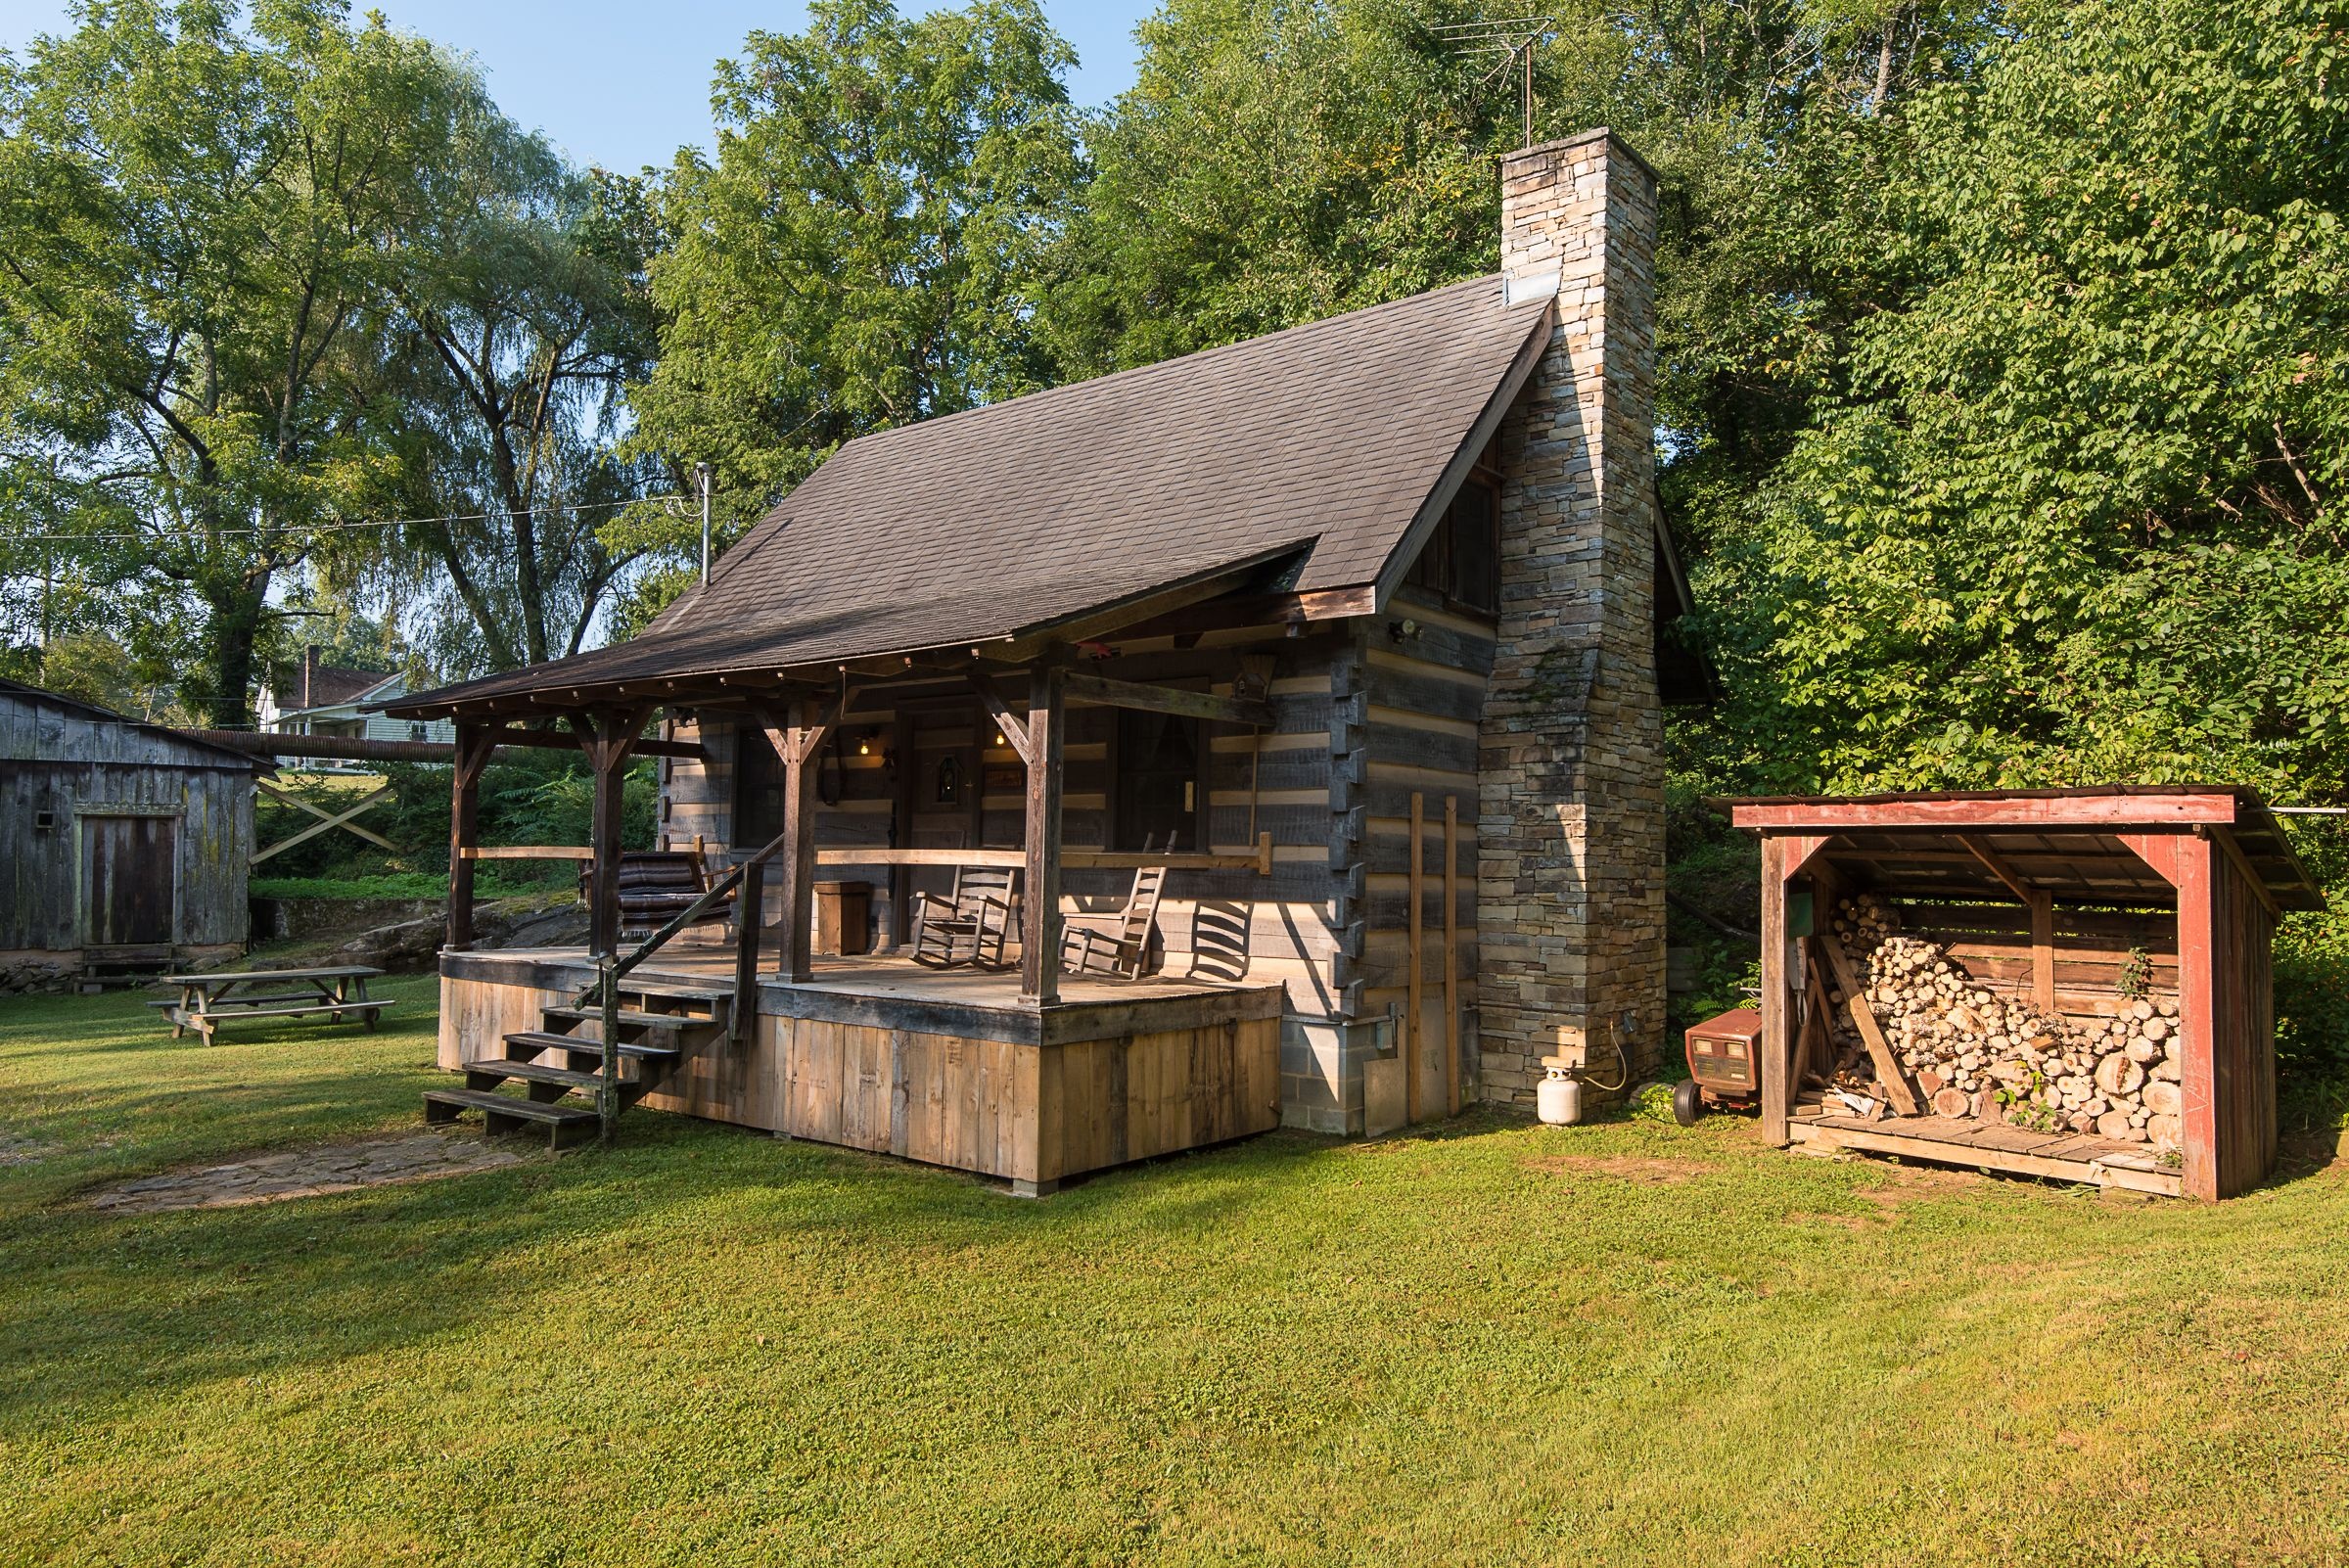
[576,824,801,1139]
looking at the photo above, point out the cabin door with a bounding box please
[901,702,986,916]
[83,814,175,946]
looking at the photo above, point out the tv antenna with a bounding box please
[1436,16,1558,150]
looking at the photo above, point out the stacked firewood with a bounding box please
[1819,895,2185,1153]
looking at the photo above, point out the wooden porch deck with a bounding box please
[1789,1103,2183,1197]
[438,945,1286,1193]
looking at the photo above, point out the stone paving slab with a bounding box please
[85,1130,529,1214]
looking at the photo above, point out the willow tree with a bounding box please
[363,143,663,673]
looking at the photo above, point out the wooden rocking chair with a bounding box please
[1062,863,1169,981]
[909,865,1018,970]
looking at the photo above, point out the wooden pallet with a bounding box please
[1789,1105,2184,1197]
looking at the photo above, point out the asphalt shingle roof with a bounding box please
[390,273,1548,712]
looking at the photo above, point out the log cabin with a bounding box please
[384,129,1690,1188]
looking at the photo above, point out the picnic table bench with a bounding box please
[150,965,392,1044]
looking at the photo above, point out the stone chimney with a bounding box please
[301,644,321,710]
[1476,129,1669,1102]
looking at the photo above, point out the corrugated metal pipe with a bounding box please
[174,729,707,763]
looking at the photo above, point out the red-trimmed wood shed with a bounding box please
[1728,788,2324,1200]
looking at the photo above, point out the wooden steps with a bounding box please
[466,1058,604,1094]
[537,1005,706,1034]
[424,1088,598,1149]
[423,977,728,1144]
[502,1031,681,1065]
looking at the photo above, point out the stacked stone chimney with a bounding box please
[1476,129,1669,1102]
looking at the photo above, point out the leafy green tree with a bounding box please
[614,0,1084,623]
[1036,0,1514,373]
[1700,0,2349,802]
[0,0,489,724]
[1039,0,1993,378]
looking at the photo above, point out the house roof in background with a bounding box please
[387,274,1552,714]
[278,665,392,713]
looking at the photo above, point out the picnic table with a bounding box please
[151,965,393,1044]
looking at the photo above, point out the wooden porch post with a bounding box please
[779,698,822,984]
[757,692,844,986]
[733,854,766,1038]
[578,707,649,958]
[1020,664,1066,1003]
[889,709,917,947]
[445,722,496,951]
[1759,834,1791,1146]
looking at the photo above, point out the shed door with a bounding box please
[84,815,175,945]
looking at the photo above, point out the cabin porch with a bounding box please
[438,945,1284,1194]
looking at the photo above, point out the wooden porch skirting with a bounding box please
[439,949,1284,1192]
[1789,1104,2184,1197]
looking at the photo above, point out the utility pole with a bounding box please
[695,461,714,585]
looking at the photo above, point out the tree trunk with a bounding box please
[198,569,271,728]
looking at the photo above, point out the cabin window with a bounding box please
[1113,708,1203,853]
[734,724,784,848]
[1404,478,1500,614]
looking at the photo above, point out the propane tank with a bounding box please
[1537,1066,1583,1126]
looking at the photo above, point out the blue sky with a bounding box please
[0,0,1159,171]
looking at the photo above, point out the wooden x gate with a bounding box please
[253,778,397,864]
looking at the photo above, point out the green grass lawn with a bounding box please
[2,985,2345,1566]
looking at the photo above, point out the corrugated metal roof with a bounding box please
[0,678,263,769]
[390,274,1549,713]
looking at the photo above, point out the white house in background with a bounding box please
[257,645,453,753]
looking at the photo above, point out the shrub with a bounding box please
[2276,908,2349,1132]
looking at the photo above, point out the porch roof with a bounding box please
[385,274,1551,716]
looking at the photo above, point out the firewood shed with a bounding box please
[1726,788,2323,1200]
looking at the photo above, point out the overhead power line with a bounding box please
[8,493,689,545]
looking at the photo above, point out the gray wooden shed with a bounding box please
[1,678,260,987]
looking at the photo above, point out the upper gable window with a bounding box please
[1405,478,1499,615]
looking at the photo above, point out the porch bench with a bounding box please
[613,851,734,941]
